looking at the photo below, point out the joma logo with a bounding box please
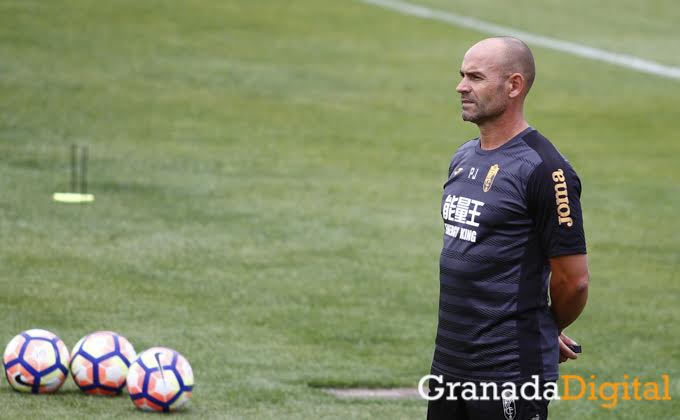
[552,169,573,227]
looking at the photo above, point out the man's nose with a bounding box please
[456,79,469,93]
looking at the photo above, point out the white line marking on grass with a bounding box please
[360,0,680,81]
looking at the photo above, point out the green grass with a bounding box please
[0,0,678,418]
[418,0,680,66]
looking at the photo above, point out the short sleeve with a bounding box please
[447,153,457,178]
[526,159,587,258]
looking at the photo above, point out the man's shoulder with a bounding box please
[450,138,478,160]
[458,138,478,152]
[520,129,571,167]
[445,138,478,176]
[519,129,582,194]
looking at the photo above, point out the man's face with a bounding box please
[456,46,510,125]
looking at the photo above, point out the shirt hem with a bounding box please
[548,248,587,258]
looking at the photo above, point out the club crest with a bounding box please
[502,397,516,420]
[483,164,499,192]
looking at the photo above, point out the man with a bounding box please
[427,37,589,419]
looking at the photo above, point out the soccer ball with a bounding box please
[3,329,70,393]
[127,347,194,412]
[70,331,136,395]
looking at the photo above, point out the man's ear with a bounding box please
[508,73,525,99]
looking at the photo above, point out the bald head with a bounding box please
[456,37,536,126]
[467,37,536,96]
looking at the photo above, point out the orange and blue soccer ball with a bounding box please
[3,329,70,393]
[127,347,194,412]
[70,331,136,395]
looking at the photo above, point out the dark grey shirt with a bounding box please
[431,127,586,382]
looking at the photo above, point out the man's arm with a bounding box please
[550,254,589,330]
[549,254,589,362]
[524,139,589,362]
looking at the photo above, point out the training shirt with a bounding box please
[431,127,586,383]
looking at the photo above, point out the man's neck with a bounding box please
[478,113,529,150]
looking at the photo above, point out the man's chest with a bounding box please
[441,156,531,244]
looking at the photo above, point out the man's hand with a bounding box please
[559,332,579,363]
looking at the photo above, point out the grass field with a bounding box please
[1,0,679,418]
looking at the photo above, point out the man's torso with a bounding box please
[432,127,583,383]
